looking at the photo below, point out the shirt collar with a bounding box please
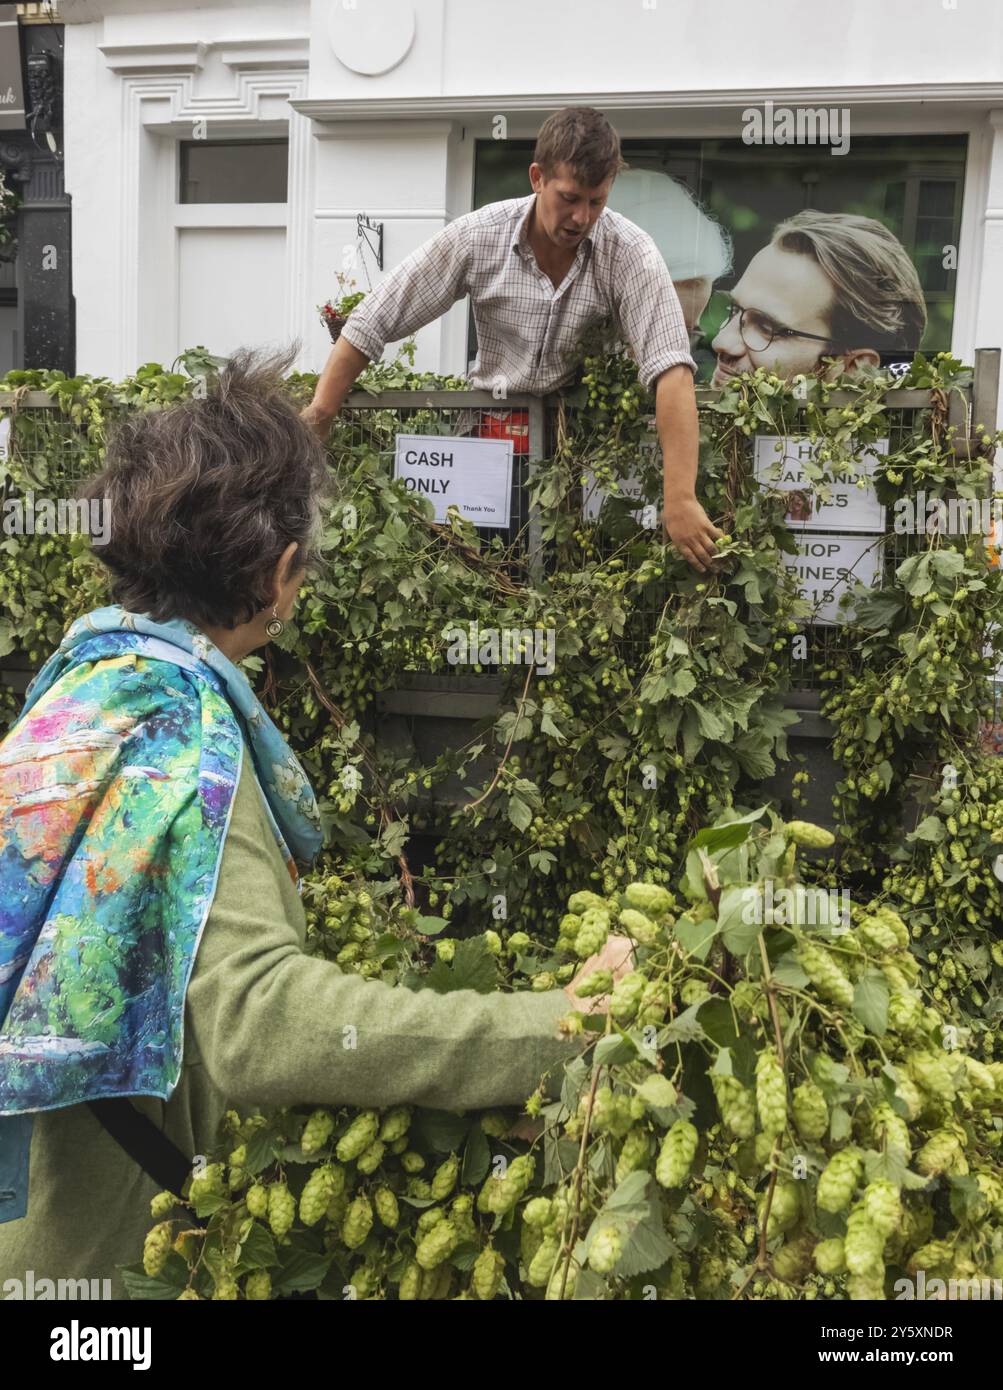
[513,194,598,261]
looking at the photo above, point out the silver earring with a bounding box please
[265,607,285,638]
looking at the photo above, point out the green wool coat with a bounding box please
[0,753,581,1300]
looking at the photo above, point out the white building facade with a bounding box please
[61,0,1003,394]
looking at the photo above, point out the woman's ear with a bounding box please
[271,541,302,610]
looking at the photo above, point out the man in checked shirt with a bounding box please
[302,106,722,572]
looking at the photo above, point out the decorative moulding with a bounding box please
[328,0,416,77]
[123,71,308,128]
[99,37,310,79]
[98,42,208,76]
[292,81,1003,122]
[218,37,310,72]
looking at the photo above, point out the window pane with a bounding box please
[473,133,967,359]
[179,140,289,204]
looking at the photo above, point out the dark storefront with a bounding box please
[0,5,72,373]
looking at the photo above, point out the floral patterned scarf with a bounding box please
[0,606,322,1222]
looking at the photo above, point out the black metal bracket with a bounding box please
[26,50,60,136]
[356,213,384,271]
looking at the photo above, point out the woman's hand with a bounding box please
[506,938,638,1144]
[563,934,637,1014]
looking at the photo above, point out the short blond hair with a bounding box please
[772,210,927,354]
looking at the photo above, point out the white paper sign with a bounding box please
[394,433,513,528]
[755,435,888,532]
[582,468,650,523]
[582,436,659,525]
[783,534,883,625]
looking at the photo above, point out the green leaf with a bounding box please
[235,1220,277,1272]
[594,1031,638,1065]
[829,1105,852,1142]
[461,1124,491,1186]
[415,914,448,936]
[696,997,739,1049]
[853,971,889,1036]
[865,1146,909,1187]
[694,702,727,740]
[244,1127,280,1176]
[661,1001,710,1044]
[118,1253,190,1301]
[372,931,404,961]
[412,1109,470,1154]
[948,1173,984,1224]
[672,912,719,961]
[718,883,762,956]
[508,795,532,832]
[670,668,697,698]
[689,807,765,853]
[588,1177,676,1277]
[272,1246,332,1296]
[909,816,945,844]
[771,953,810,988]
[192,1189,228,1219]
[422,936,498,995]
[604,1171,651,1212]
[898,552,933,597]
[931,549,964,577]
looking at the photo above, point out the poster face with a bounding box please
[754,436,888,532]
[783,534,883,625]
[393,433,513,528]
[475,133,964,382]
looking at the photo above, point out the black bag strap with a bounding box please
[88,1098,206,1225]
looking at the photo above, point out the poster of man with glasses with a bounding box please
[709,210,928,388]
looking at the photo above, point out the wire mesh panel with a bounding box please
[337,391,539,558]
[2,401,96,496]
[542,383,995,696]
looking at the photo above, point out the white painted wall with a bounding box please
[177,224,287,357]
[61,0,1003,390]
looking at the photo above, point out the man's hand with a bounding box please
[653,367,720,572]
[664,494,724,573]
[301,403,336,439]
[300,402,334,441]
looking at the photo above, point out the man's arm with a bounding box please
[656,366,721,573]
[614,237,721,570]
[301,337,371,438]
[302,218,471,439]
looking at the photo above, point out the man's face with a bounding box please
[529,161,613,250]
[711,243,836,386]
